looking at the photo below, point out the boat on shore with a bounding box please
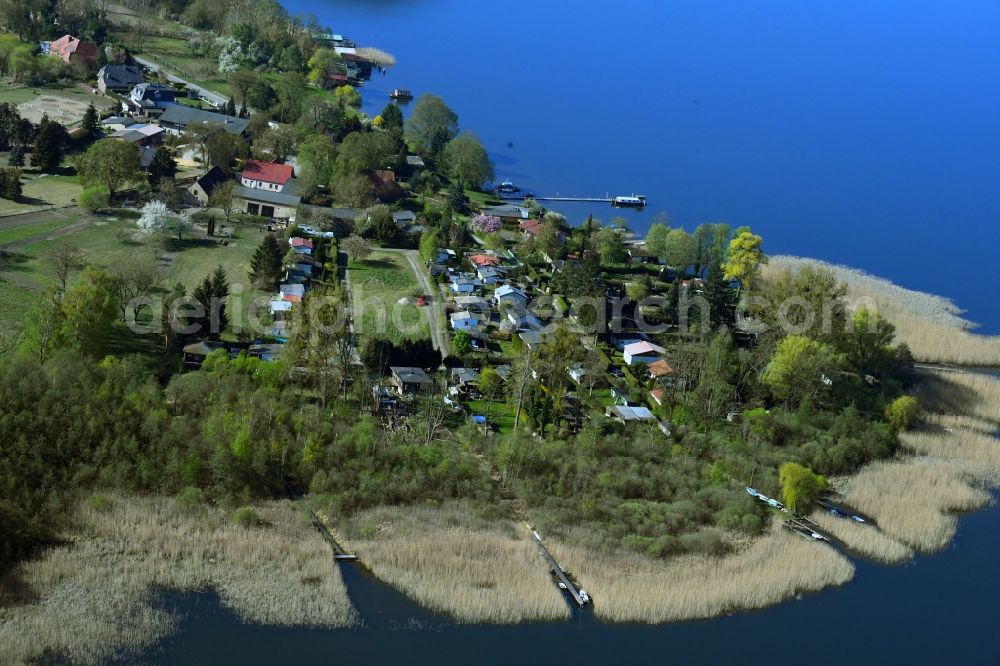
[389,88,413,100]
[612,194,647,208]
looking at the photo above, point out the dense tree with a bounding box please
[256,124,297,161]
[361,205,399,244]
[306,48,343,87]
[663,228,696,273]
[296,134,337,195]
[30,115,69,172]
[274,72,308,122]
[419,230,441,264]
[147,146,177,186]
[451,330,472,357]
[779,462,828,513]
[77,184,109,212]
[440,132,493,188]
[81,102,99,139]
[722,231,766,290]
[645,222,671,262]
[60,266,119,356]
[333,130,395,179]
[760,265,848,342]
[762,334,843,408]
[406,93,458,152]
[379,102,404,132]
[593,226,627,265]
[0,168,21,200]
[333,173,375,208]
[248,233,284,288]
[76,139,143,195]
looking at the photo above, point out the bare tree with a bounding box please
[113,254,162,321]
[44,241,86,295]
[209,179,237,224]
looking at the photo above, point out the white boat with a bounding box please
[612,194,647,208]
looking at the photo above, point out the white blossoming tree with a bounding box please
[217,37,245,74]
[137,200,171,234]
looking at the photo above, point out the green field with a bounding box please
[349,251,429,341]
[0,173,82,217]
[0,213,270,355]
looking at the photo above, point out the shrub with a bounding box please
[85,493,110,512]
[232,506,264,527]
[175,486,206,513]
[78,185,110,212]
[885,395,920,432]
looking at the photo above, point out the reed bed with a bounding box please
[923,413,1000,434]
[544,520,854,624]
[339,503,571,623]
[901,430,1000,483]
[840,458,990,552]
[765,256,1000,366]
[809,511,913,563]
[0,495,356,665]
[920,373,1000,424]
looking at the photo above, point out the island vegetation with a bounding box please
[0,0,998,660]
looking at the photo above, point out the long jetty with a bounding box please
[285,480,357,561]
[528,525,587,607]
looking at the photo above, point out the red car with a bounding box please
[416,296,426,307]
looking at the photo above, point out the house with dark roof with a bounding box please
[97,65,143,94]
[124,82,177,118]
[241,160,294,192]
[108,123,163,147]
[234,185,301,222]
[158,105,249,136]
[187,166,231,206]
[390,367,433,395]
[48,35,98,66]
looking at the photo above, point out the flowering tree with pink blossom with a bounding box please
[472,214,501,234]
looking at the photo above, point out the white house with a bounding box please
[623,341,666,365]
[241,160,294,193]
[493,284,528,307]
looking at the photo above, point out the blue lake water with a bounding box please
[286,0,1000,332]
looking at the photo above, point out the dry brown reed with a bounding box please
[765,256,1000,366]
[839,458,990,552]
[901,430,1000,483]
[0,496,355,665]
[809,511,912,563]
[923,413,1000,434]
[339,503,571,623]
[544,520,854,624]
[918,372,1000,425]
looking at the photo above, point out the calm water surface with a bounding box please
[138,4,1000,662]
[289,0,1000,331]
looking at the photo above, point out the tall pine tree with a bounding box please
[147,147,176,186]
[31,115,68,172]
[248,233,284,289]
[81,103,100,139]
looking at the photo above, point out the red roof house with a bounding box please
[518,219,544,236]
[49,35,98,66]
[469,254,500,267]
[241,160,294,192]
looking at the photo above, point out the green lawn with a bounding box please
[0,215,270,355]
[464,398,518,434]
[0,173,83,217]
[349,251,428,342]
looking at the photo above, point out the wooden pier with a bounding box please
[285,480,358,561]
[528,525,588,607]
[783,515,832,542]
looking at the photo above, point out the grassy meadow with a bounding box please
[349,250,429,342]
[0,212,270,356]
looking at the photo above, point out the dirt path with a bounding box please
[380,248,449,357]
[0,220,92,250]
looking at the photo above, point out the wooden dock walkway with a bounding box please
[528,525,588,607]
[285,480,358,561]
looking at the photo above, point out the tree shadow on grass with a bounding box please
[0,250,32,273]
[163,237,215,253]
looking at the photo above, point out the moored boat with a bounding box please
[612,194,647,208]
[389,88,413,100]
